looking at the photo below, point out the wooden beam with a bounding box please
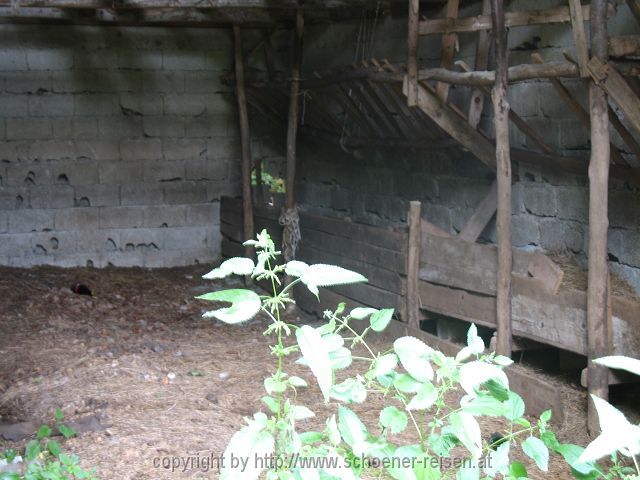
[407,201,421,328]
[568,0,589,77]
[587,57,640,138]
[492,0,512,358]
[608,35,640,58]
[626,0,640,26]
[467,0,491,129]
[407,0,419,106]
[458,180,497,242]
[402,76,496,169]
[419,4,592,35]
[435,0,460,102]
[233,25,254,260]
[608,106,640,167]
[586,0,611,436]
[285,10,303,213]
[418,61,580,85]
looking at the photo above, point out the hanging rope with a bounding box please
[279,207,301,261]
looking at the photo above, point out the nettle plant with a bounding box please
[196,230,620,480]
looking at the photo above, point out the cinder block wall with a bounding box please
[296,1,640,292]
[0,25,245,268]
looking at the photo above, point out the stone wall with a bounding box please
[295,1,640,292]
[0,25,252,268]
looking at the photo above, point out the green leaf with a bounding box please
[292,405,315,421]
[521,436,549,472]
[264,377,286,394]
[3,449,16,463]
[370,308,394,332]
[540,409,552,424]
[466,324,485,354]
[198,289,262,324]
[54,408,64,422]
[450,412,482,459]
[406,381,438,411]
[326,415,341,446]
[25,440,40,461]
[58,424,76,439]
[483,442,510,477]
[47,440,61,457]
[36,424,52,439]
[0,473,20,480]
[393,373,422,393]
[394,337,434,382]
[285,260,310,279]
[508,461,528,479]
[459,361,508,398]
[429,431,459,457]
[338,406,368,454]
[203,257,255,279]
[321,333,344,352]
[261,396,279,414]
[329,347,352,370]
[556,443,598,476]
[288,376,308,388]
[374,354,398,377]
[296,325,333,402]
[493,355,514,367]
[593,355,640,377]
[504,391,525,421]
[461,395,505,417]
[220,417,275,480]
[299,431,323,444]
[484,379,510,402]
[350,307,378,320]
[456,458,479,480]
[380,406,408,435]
[540,430,560,451]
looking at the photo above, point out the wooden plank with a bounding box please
[417,62,580,85]
[421,219,453,238]
[468,0,491,129]
[403,76,496,169]
[348,79,401,138]
[407,201,421,329]
[627,0,640,26]
[419,4,592,35]
[233,25,254,261]
[331,282,404,312]
[221,237,245,259]
[220,220,243,243]
[568,0,589,77]
[435,0,460,102]
[608,106,640,167]
[588,57,640,137]
[380,319,565,423]
[285,10,303,214]
[407,0,419,106]
[586,0,611,435]
[609,35,640,58]
[458,180,497,242]
[527,253,564,294]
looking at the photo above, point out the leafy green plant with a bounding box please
[197,230,610,480]
[252,170,286,194]
[0,409,96,480]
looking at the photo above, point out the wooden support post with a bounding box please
[458,180,497,242]
[626,0,640,26]
[407,0,419,106]
[233,25,254,259]
[492,0,512,358]
[407,201,422,328]
[568,0,589,77]
[587,0,611,436]
[468,0,491,128]
[436,0,460,102]
[285,10,303,212]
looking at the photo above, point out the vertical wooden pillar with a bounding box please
[587,0,611,435]
[436,0,460,103]
[285,10,304,211]
[233,25,254,258]
[491,0,512,357]
[407,0,419,107]
[407,201,422,328]
[468,0,491,128]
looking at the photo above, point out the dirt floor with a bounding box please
[0,263,607,479]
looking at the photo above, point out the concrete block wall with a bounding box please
[0,24,259,268]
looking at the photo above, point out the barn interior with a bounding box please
[0,0,639,477]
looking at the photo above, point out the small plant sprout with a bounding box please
[197,230,610,480]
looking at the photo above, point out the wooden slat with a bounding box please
[568,0,589,77]
[418,62,580,85]
[402,76,496,169]
[608,35,640,58]
[419,4,592,35]
[626,0,640,26]
[407,0,419,106]
[407,201,421,328]
[458,180,497,242]
[588,57,640,137]
[468,0,491,129]
[435,0,460,102]
[347,79,401,138]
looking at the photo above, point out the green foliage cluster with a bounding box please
[198,230,640,480]
[251,170,286,194]
[0,408,97,480]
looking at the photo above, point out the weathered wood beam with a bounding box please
[586,0,611,436]
[588,57,640,137]
[419,4,592,35]
[6,0,390,9]
[608,35,640,58]
[626,0,640,26]
[407,0,419,106]
[418,61,580,85]
[435,0,460,102]
[458,180,497,242]
[403,75,496,169]
[467,0,491,129]
[285,10,303,213]
[407,201,421,329]
[568,0,589,77]
[233,25,254,260]
[492,0,512,358]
